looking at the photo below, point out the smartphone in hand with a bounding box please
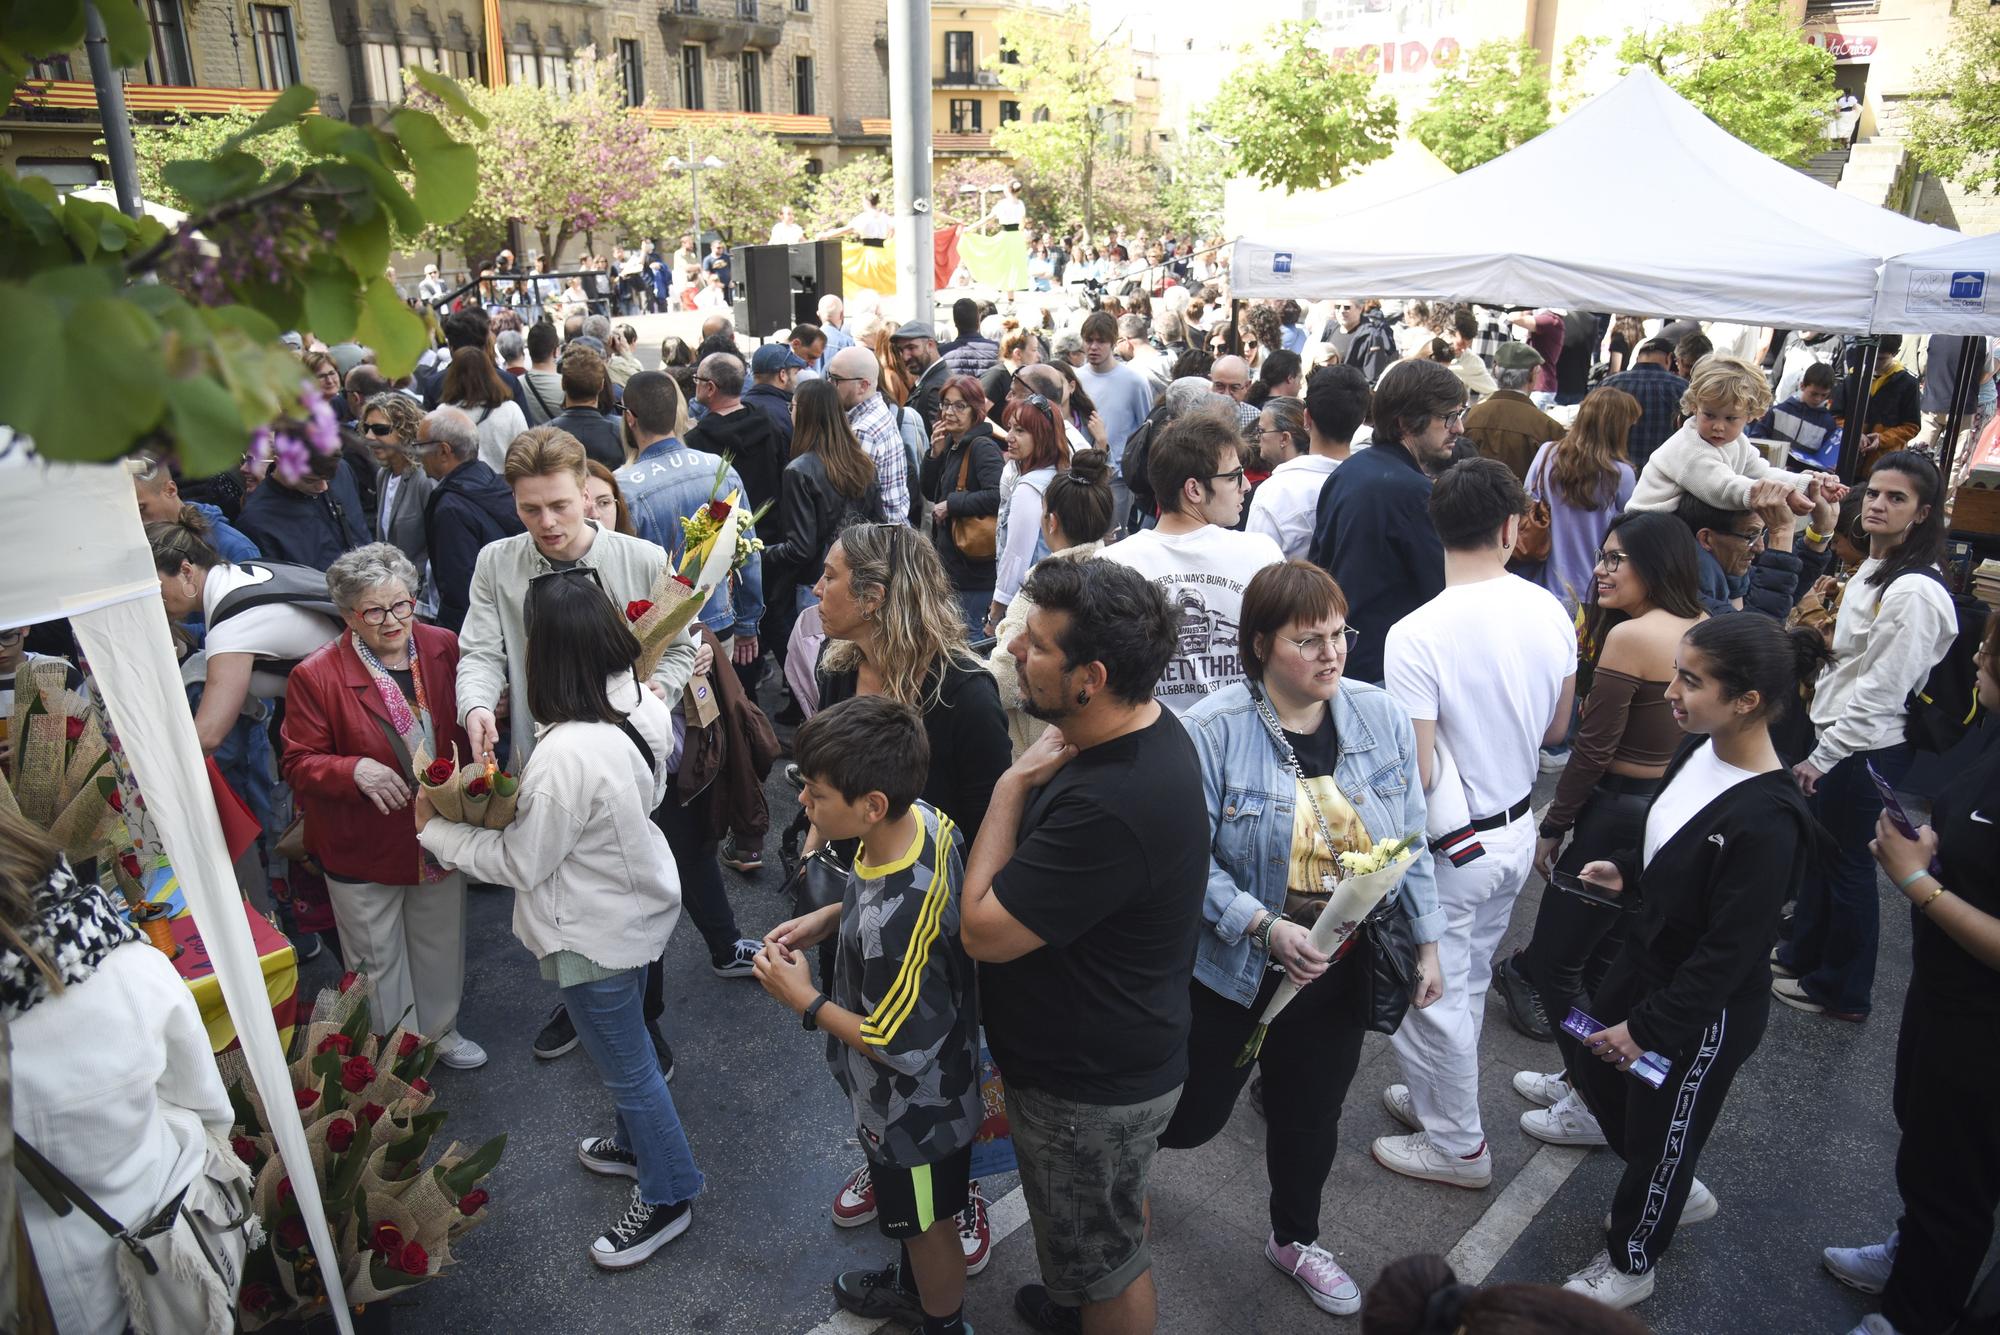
[1549,869,1623,910]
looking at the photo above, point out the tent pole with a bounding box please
[1838,335,1881,483]
[1936,336,1986,490]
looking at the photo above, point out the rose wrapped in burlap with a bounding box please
[457,764,492,825]
[627,567,706,680]
[482,768,520,827]
[412,740,467,823]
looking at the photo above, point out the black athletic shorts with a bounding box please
[867,1142,972,1239]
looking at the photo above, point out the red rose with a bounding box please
[64,716,85,741]
[105,785,123,813]
[325,1117,355,1152]
[340,1055,376,1093]
[398,1033,421,1058]
[466,776,490,798]
[625,599,653,622]
[360,1101,386,1125]
[231,1135,258,1164]
[371,1222,403,1255]
[672,573,695,588]
[119,852,142,881]
[276,1217,308,1250]
[399,1241,429,1275]
[457,1189,489,1216]
[316,1033,353,1056]
[410,1076,431,1095]
[241,1281,274,1312]
[295,1088,318,1113]
[276,1176,294,1203]
[338,971,359,993]
[423,757,454,785]
[707,499,733,523]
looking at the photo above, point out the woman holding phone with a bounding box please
[1552,615,1833,1312]
[1821,613,2000,1335]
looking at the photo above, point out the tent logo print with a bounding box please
[1272,251,1293,276]
[1950,271,1986,301]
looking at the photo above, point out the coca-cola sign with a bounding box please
[1805,31,1879,60]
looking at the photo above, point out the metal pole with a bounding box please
[1837,335,1881,483]
[886,0,933,323]
[691,169,703,251]
[84,2,143,220]
[1937,335,1986,490]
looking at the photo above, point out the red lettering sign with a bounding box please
[1805,31,1878,59]
[1327,36,1463,76]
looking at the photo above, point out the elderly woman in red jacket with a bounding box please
[281,543,485,1069]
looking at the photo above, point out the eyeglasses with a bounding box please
[363,422,398,438]
[1209,467,1248,487]
[1723,526,1768,545]
[525,565,606,632]
[692,376,714,387]
[827,374,870,387]
[1017,393,1058,427]
[1276,627,1359,660]
[1594,550,1627,573]
[941,400,970,413]
[1256,426,1289,438]
[1211,381,1247,393]
[1442,408,1469,428]
[356,599,417,626]
[0,626,26,644]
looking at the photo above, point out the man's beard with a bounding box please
[1018,677,1076,724]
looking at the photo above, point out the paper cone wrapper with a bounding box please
[455,764,492,825]
[413,741,467,823]
[482,785,519,828]
[691,501,748,592]
[632,567,708,680]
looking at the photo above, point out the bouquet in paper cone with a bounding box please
[457,765,493,825]
[1235,832,1424,1066]
[677,454,771,585]
[218,970,506,1329]
[412,741,467,824]
[0,659,124,867]
[483,767,520,826]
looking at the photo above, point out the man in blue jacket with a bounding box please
[1678,484,1837,619]
[234,448,369,572]
[418,406,525,633]
[1308,360,1461,683]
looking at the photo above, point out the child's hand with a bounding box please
[1816,474,1850,504]
[1785,488,1815,516]
[753,942,817,1011]
[766,904,838,951]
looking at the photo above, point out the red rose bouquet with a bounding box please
[0,659,122,868]
[410,740,468,823]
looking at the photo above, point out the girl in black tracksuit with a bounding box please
[1557,616,1836,1306]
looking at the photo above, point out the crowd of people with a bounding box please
[9,258,2000,1335]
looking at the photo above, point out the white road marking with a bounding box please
[1445,1143,1591,1283]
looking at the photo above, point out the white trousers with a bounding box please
[326,871,467,1040]
[1388,814,1536,1156]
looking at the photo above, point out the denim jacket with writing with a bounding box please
[1182,679,1444,1008]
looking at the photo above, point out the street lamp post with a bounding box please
[666,148,727,249]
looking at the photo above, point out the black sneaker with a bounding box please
[1015,1284,1083,1335]
[710,939,761,979]
[534,1004,579,1060]
[577,1136,639,1179]
[1494,952,1556,1043]
[294,932,324,963]
[588,1186,691,1270]
[650,1026,675,1083]
[833,1258,925,1324]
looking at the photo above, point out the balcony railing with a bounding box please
[660,0,784,50]
[8,79,293,118]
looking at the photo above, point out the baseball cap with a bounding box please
[751,344,809,373]
[1494,341,1544,370]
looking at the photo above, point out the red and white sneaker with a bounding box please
[958,1181,991,1275]
[832,1162,876,1227]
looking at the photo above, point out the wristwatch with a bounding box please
[803,994,830,1031]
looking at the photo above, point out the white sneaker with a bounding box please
[1522,1090,1607,1147]
[1602,1177,1717,1229]
[1370,1131,1492,1189]
[1562,1250,1654,1309]
[434,1031,489,1070]
[1845,1315,1901,1335]
[1381,1083,1423,1132]
[1539,748,1571,773]
[1823,1231,1898,1295]
[1512,1069,1571,1109]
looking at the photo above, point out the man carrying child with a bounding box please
[1624,355,1846,518]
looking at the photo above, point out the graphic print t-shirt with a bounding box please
[1101,526,1285,712]
[1281,711,1371,923]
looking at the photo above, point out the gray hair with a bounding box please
[1496,365,1535,392]
[1163,376,1214,419]
[698,351,746,397]
[496,329,526,362]
[1051,331,1084,359]
[326,542,419,615]
[1118,313,1150,341]
[1156,310,1187,344]
[581,313,612,343]
[424,405,479,462]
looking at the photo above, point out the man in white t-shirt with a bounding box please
[1376,457,1577,1190]
[1101,407,1283,711]
[1248,364,1366,558]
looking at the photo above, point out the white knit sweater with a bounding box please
[1625,422,1812,514]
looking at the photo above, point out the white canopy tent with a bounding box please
[1220,140,1454,247]
[1232,67,1967,335]
[1877,231,2000,336]
[0,450,354,1332]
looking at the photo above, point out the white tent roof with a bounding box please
[1877,231,2000,336]
[1221,139,1455,244]
[1232,67,1966,334]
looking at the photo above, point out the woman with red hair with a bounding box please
[986,391,1069,634]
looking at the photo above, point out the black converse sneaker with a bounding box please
[577,1137,639,1179]
[833,1258,925,1324]
[589,1186,691,1270]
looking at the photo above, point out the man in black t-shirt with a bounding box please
[962,558,1207,1335]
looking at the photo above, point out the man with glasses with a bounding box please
[1678,483,1838,619]
[1207,354,1262,433]
[1319,298,1366,364]
[826,346,913,525]
[1461,342,1566,481]
[1102,410,1283,713]
[235,447,370,573]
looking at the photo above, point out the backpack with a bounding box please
[1351,316,1401,385]
[208,561,343,676]
[1897,567,1987,753]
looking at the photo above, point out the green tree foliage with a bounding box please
[1904,6,2000,196]
[1409,40,1551,173]
[0,2,480,475]
[629,121,805,244]
[802,156,892,238]
[121,108,317,213]
[1209,21,1398,193]
[985,5,1122,231]
[1158,130,1228,238]
[1616,0,1836,164]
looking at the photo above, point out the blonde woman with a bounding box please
[360,391,434,594]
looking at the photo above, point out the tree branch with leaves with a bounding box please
[1410,40,1551,174]
[1615,0,1836,165]
[1209,22,1398,193]
[1904,5,2000,198]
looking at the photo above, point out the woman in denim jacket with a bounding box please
[1161,561,1445,1318]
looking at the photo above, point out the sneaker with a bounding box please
[1773,977,1867,1022]
[534,1005,578,1060]
[1846,1315,1901,1335]
[1381,1083,1423,1133]
[1370,1131,1492,1189]
[577,1136,639,1180]
[1266,1235,1362,1315]
[589,1186,691,1269]
[294,932,324,963]
[959,1181,991,1275]
[1522,1091,1607,1147]
[832,1162,877,1227]
[1513,1069,1570,1108]
[833,1258,924,1325]
[720,837,764,873]
[433,1031,488,1071]
[710,938,762,979]
[1540,748,1571,773]
[1603,1178,1716,1229]
[1014,1284,1084,1335]
[1494,952,1557,1042]
[1823,1231,1899,1295]
[1769,945,1799,979]
[1561,1249,1654,1309]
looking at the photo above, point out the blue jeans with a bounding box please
[1782,745,1911,1015]
[562,969,705,1207]
[957,589,990,639]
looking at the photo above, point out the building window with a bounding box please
[944,31,974,80]
[362,42,401,101]
[617,38,643,105]
[999,44,1018,65]
[140,0,192,85]
[250,5,299,90]
[18,159,102,192]
[949,98,981,133]
[681,43,704,109]
[443,46,477,81]
[740,51,762,112]
[1031,105,1050,123]
[1000,99,1019,124]
[540,52,573,95]
[28,55,72,80]
[736,0,759,17]
[506,51,533,85]
[793,0,810,10]
[794,54,813,114]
